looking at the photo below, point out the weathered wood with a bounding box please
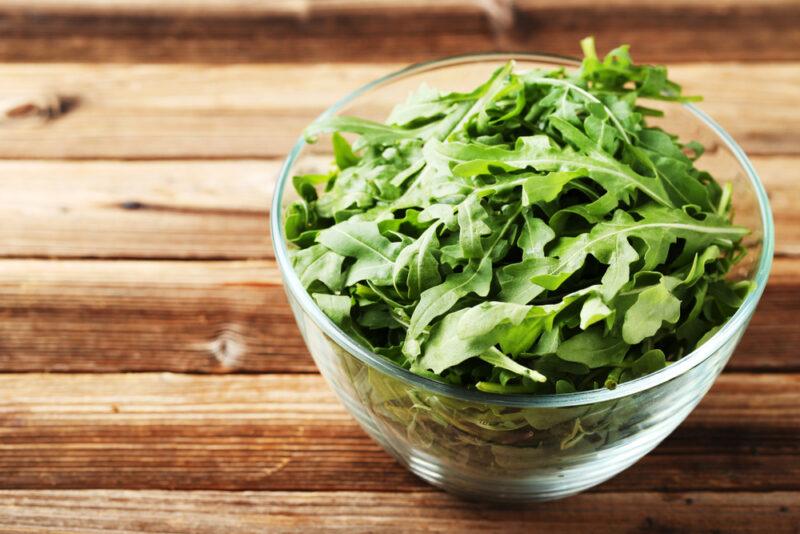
[0,64,797,159]
[757,157,800,258]
[0,1,798,63]
[0,8,793,531]
[0,490,797,533]
[0,260,310,373]
[0,154,794,260]
[0,258,795,374]
[0,160,275,259]
[0,373,797,492]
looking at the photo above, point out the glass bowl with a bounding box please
[270,53,774,502]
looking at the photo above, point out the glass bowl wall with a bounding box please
[271,54,773,501]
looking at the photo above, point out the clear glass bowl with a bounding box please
[270,54,774,501]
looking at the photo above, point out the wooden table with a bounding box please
[0,1,798,532]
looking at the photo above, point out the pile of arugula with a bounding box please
[287,38,749,395]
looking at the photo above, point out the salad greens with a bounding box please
[287,38,749,395]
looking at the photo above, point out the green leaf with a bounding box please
[332,132,359,169]
[312,293,352,326]
[531,207,746,292]
[392,221,442,298]
[556,379,576,394]
[387,83,454,126]
[497,258,554,304]
[403,256,493,357]
[416,309,495,374]
[446,62,515,141]
[305,115,419,144]
[417,302,529,373]
[457,195,492,258]
[522,170,586,205]
[293,173,331,202]
[458,301,531,338]
[291,244,345,291]
[628,349,667,380]
[288,37,748,397]
[432,134,674,208]
[556,328,629,368]
[317,220,401,285]
[480,348,547,383]
[517,212,555,259]
[600,234,639,300]
[579,295,613,330]
[622,278,682,344]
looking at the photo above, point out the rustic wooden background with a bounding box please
[0,1,798,532]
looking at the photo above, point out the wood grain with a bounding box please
[0,63,797,159]
[0,0,797,63]
[0,6,794,531]
[0,260,309,373]
[0,373,798,492]
[0,258,795,374]
[0,155,794,260]
[0,490,797,533]
[0,160,275,259]
[757,157,800,258]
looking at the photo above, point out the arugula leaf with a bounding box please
[403,255,493,357]
[432,134,674,208]
[522,170,586,205]
[392,221,443,298]
[292,244,345,291]
[457,195,492,258]
[288,38,749,395]
[306,115,420,144]
[622,277,682,344]
[629,349,667,380]
[332,132,359,169]
[480,348,547,383]
[497,257,555,304]
[530,207,746,292]
[317,219,401,285]
[556,328,629,368]
[517,213,555,259]
[599,234,639,300]
[417,304,527,374]
[579,295,613,330]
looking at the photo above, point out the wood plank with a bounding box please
[8,0,800,16]
[0,154,793,260]
[0,260,310,373]
[0,63,797,159]
[0,490,797,533]
[0,1,797,63]
[754,157,800,258]
[0,258,796,374]
[1,259,796,374]
[0,373,797,492]
[0,160,275,259]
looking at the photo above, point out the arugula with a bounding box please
[287,38,749,395]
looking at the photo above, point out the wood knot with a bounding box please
[1,93,81,124]
[207,325,247,369]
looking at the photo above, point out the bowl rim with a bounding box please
[270,52,775,408]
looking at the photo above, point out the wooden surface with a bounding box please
[0,2,799,532]
[0,0,799,63]
[1,373,799,492]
